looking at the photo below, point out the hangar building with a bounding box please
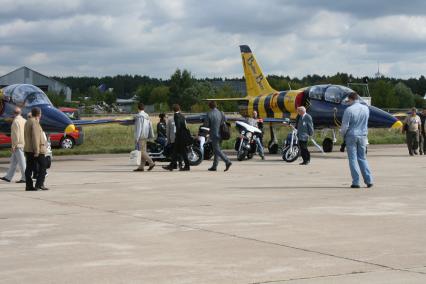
[0,66,72,102]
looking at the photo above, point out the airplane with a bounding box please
[189,45,403,153]
[0,84,130,136]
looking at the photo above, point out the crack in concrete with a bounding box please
[9,193,426,278]
[250,270,373,283]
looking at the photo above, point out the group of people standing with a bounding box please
[133,101,232,173]
[1,107,49,191]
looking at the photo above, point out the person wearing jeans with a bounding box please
[340,93,373,189]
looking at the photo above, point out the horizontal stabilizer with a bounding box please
[73,118,135,126]
[204,98,248,102]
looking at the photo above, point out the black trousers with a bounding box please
[25,152,46,188]
[299,141,310,163]
[420,132,425,154]
[170,143,189,168]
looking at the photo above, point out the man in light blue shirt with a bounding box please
[340,93,373,188]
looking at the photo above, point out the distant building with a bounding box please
[0,66,72,102]
[116,96,137,113]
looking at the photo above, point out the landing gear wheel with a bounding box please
[268,141,279,154]
[322,138,334,153]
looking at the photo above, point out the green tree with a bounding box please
[46,91,66,107]
[181,81,216,111]
[414,94,426,109]
[215,84,241,112]
[370,80,397,108]
[104,90,117,106]
[149,86,170,104]
[135,85,155,104]
[169,69,194,108]
[394,82,415,108]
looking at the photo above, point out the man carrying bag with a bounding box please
[133,103,155,172]
[206,101,232,172]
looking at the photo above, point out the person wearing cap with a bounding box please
[403,107,422,156]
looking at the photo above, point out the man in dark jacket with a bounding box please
[163,104,190,171]
[296,106,314,165]
[205,101,232,171]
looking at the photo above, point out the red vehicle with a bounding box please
[0,127,83,149]
[0,107,84,149]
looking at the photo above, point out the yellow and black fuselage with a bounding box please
[241,90,306,120]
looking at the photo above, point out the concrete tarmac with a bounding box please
[0,145,425,283]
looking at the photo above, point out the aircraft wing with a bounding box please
[262,117,292,123]
[73,118,135,126]
[186,112,296,124]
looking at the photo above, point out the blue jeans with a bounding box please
[345,135,373,186]
[254,137,264,157]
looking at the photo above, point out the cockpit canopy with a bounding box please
[2,84,53,108]
[308,85,364,105]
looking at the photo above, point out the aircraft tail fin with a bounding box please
[240,45,276,97]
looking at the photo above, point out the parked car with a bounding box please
[0,126,83,149]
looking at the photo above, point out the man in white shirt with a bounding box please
[1,107,26,183]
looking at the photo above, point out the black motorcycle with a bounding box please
[147,138,203,166]
[234,121,262,161]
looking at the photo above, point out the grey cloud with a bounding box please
[293,0,426,18]
[1,0,426,79]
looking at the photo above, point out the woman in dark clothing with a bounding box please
[156,113,167,146]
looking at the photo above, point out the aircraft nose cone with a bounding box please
[369,106,400,128]
[39,105,73,133]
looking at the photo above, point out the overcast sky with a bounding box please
[1,0,426,79]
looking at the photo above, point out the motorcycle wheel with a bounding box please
[187,146,203,166]
[247,153,254,159]
[282,145,300,162]
[237,149,247,161]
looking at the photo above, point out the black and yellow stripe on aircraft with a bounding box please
[247,90,305,120]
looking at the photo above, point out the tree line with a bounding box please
[53,70,426,111]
